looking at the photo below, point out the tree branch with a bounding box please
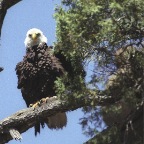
[0,94,115,144]
[0,0,21,70]
[0,0,21,36]
[0,67,3,72]
[85,102,143,144]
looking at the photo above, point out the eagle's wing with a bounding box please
[54,50,86,79]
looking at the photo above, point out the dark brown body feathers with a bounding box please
[16,43,65,106]
[16,43,67,135]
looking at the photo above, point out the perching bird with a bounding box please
[16,28,67,135]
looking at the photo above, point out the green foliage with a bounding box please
[54,77,66,97]
[54,0,144,143]
[54,73,87,104]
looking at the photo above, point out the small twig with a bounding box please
[9,128,22,141]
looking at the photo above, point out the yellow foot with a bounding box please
[39,96,58,104]
[39,97,50,104]
[29,101,41,109]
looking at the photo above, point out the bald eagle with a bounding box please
[16,28,68,135]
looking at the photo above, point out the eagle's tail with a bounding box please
[34,122,45,136]
[34,112,67,135]
[46,112,67,129]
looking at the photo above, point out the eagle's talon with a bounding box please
[29,101,40,109]
[40,98,47,104]
[40,97,50,104]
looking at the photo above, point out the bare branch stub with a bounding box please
[0,67,3,72]
[9,128,22,141]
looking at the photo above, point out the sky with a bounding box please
[0,0,90,143]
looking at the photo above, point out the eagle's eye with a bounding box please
[28,34,32,37]
[37,33,41,36]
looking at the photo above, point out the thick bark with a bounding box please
[0,0,21,36]
[0,95,115,144]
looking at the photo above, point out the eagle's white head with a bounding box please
[24,28,47,48]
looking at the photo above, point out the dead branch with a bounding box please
[0,0,21,71]
[0,67,3,72]
[0,0,21,36]
[0,94,115,144]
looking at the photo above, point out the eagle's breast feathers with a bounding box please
[16,43,65,106]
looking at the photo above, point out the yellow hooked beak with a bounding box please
[32,33,37,40]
